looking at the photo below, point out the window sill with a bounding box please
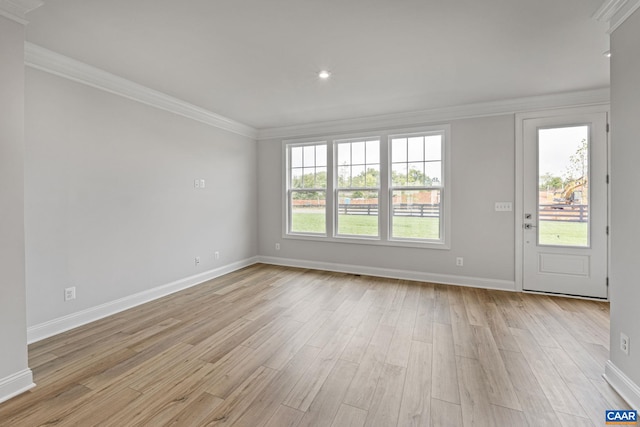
[283,233,450,250]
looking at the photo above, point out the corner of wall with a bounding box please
[0,369,34,405]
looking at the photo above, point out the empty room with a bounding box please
[1,0,639,426]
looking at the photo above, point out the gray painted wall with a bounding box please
[24,68,258,328]
[0,16,32,396]
[610,7,640,393]
[258,115,515,286]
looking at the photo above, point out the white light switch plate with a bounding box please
[495,202,513,212]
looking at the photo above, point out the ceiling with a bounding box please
[25,0,610,130]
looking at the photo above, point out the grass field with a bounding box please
[291,212,440,239]
[539,220,588,246]
[292,212,588,246]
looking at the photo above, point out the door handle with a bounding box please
[524,223,537,229]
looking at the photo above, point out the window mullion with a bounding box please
[379,136,390,241]
[326,141,335,237]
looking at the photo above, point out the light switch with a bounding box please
[495,202,513,212]
[200,179,206,188]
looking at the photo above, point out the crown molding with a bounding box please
[0,0,43,25]
[257,88,610,140]
[594,0,640,33]
[24,42,258,139]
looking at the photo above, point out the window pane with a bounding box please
[407,137,424,162]
[392,163,408,186]
[366,140,379,164]
[538,125,589,247]
[291,168,303,188]
[391,189,441,240]
[338,165,350,188]
[408,162,425,186]
[291,146,303,168]
[366,165,380,187]
[337,139,380,191]
[425,135,442,161]
[392,138,407,163]
[301,168,316,188]
[316,167,327,188]
[392,134,442,192]
[316,145,327,167]
[351,165,365,187]
[291,191,326,234]
[337,143,351,166]
[303,145,315,167]
[337,190,379,237]
[425,161,442,185]
[352,141,366,165]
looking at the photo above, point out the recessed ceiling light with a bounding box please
[603,50,611,58]
[318,70,331,79]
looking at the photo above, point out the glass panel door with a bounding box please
[537,125,590,247]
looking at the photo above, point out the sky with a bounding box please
[538,125,589,178]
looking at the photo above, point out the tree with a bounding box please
[565,139,588,183]
[292,170,326,200]
[539,172,563,190]
[351,168,379,188]
[392,167,433,187]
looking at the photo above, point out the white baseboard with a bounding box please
[27,257,259,343]
[0,369,35,405]
[604,360,640,410]
[257,256,516,291]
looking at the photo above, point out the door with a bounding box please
[522,111,608,298]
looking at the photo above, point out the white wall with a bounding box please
[609,7,640,408]
[258,115,515,287]
[24,68,258,331]
[0,16,33,402]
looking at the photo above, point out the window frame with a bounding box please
[388,129,448,245]
[334,137,382,239]
[285,140,328,237]
[282,125,450,250]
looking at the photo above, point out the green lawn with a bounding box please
[291,212,439,239]
[292,213,588,246]
[539,220,588,246]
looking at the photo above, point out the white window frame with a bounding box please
[334,137,381,240]
[285,140,328,237]
[282,124,450,250]
[388,129,449,247]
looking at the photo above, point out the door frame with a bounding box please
[515,104,610,297]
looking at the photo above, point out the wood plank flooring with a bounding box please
[0,264,628,426]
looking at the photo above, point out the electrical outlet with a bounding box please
[64,287,76,301]
[621,332,630,355]
[195,256,200,266]
[194,179,200,189]
[214,251,220,260]
[275,243,280,250]
[456,257,464,267]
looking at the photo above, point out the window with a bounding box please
[390,132,444,242]
[284,125,449,248]
[287,143,327,235]
[336,138,380,237]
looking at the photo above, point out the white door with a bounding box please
[522,111,608,298]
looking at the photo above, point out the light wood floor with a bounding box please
[0,264,627,426]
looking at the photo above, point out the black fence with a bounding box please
[539,204,588,222]
[338,203,439,218]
